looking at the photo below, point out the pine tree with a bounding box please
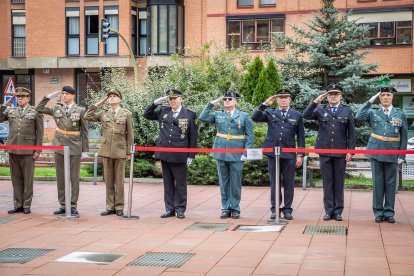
[241,56,264,103]
[278,0,381,109]
[266,58,283,94]
[252,68,272,106]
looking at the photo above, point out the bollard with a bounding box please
[268,147,288,225]
[122,145,139,220]
[63,146,77,218]
[93,152,99,185]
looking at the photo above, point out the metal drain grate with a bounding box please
[185,223,231,232]
[129,252,194,268]
[303,225,347,236]
[0,248,55,263]
[0,218,15,225]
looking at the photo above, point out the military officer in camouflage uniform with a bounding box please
[0,87,43,214]
[356,86,408,224]
[144,89,198,219]
[85,89,134,217]
[36,86,89,215]
[303,84,356,221]
[199,92,254,219]
[252,88,305,220]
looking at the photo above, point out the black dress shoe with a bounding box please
[160,211,175,218]
[71,207,79,215]
[53,208,65,215]
[231,210,240,219]
[116,210,124,216]
[270,211,276,220]
[284,213,293,220]
[334,214,342,221]
[323,214,333,221]
[176,211,185,219]
[8,207,23,214]
[23,208,31,214]
[375,216,384,223]
[220,210,231,219]
[101,210,116,216]
[384,216,395,224]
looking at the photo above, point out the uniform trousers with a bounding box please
[9,154,35,209]
[54,153,80,208]
[371,159,398,218]
[103,157,126,211]
[319,155,346,216]
[161,161,188,213]
[268,157,295,214]
[216,160,244,212]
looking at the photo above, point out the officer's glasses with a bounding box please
[223,97,235,101]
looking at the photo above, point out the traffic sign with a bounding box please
[3,77,16,96]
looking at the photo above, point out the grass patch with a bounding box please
[0,166,92,177]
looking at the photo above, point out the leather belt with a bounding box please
[56,128,80,136]
[216,133,245,140]
[371,133,400,142]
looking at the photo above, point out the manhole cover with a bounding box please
[0,248,55,263]
[235,225,284,232]
[303,225,347,236]
[56,252,125,264]
[129,252,194,268]
[0,218,15,225]
[185,223,230,232]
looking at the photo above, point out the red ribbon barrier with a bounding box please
[0,145,64,151]
[135,146,274,153]
[282,148,414,155]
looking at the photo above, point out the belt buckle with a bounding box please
[383,136,389,141]
[226,134,232,139]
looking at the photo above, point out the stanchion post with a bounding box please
[302,155,307,190]
[93,152,99,185]
[63,146,74,218]
[268,147,288,225]
[122,145,139,220]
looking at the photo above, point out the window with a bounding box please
[66,8,80,56]
[238,0,253,7]
[12,10,25,57]
[149,4,184,55]
[138,9,148,56]
[363,21,412,46]
[85,7,99,55]
[260,0,276,5]
[131,9,137,55]
[227,18,285,50]
[104,6,119,55]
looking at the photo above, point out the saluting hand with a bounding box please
[46,90,61,99]
[2,95,15,106]
[314,92,328,104]
[210,96,224,106]
[264,95,277,106]
[154,96,169,105]
[369,91,381,103]
[96,96,108,107]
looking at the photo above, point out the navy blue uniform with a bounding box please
[252,104,305,215]
[144,103,198,213]
[303,102,356,216]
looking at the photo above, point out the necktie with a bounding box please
[331,107,337,115]
[228,111,232,118]
[66,106,69,114]
[173,111,179,118]
[281,111,286,119]
[112,110,116,116]
[384,108,389,117]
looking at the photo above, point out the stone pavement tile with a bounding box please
[191,242,235,256]
[346,239,384,249]
[161,272,205,276]
[206,266,255,276]
[389,263,414,275]
[155,237,207,252]
[77,242,123,252]
[279,225,308,237]
[253,262,300,275]
[115,266,166,276]
[241,232,279,241]
[298,270,343,276]
[300,259,344,272]
[203,231,246,244]
[274,236,312,246]
[68,267,119,276]
[346,247,386,258]
[381,231,414,246]
[215,255,263,268]
[346,256,389,268]
[310,235,347,245]
[345,266,390,276]
[347,231,382,241]
[24,262,91,275]
[165,259,218,274]
[0,267,34,276]
[385,245,414,264]
[305,248,345,261]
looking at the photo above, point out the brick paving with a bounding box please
[0,180,413,275]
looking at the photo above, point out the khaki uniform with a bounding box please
[36,97,89,209]
[0,105,43,209]
[85,105,134,211]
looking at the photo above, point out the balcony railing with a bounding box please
[13,38,26,57]
[11,0,25,4]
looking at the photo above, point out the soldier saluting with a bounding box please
[36,86,89,216]
[0,87,43,214]
[144,89,198,219]
[85,89,134,217]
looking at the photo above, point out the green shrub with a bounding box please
[84,158,161,178]
[242,157,269,186]
[188,154,218,185]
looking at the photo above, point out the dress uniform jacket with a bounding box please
[356,101,407,162]
[303,102,356,157]
[0,105,43,155]
[85,105,134,158]
[252,104,305,157]
[199,103,254,161]
[144,103,198,163]
[36,97,89,155]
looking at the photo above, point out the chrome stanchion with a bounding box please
[268,147,288,226]
[63,146,77,218]
[122,145,139,220]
